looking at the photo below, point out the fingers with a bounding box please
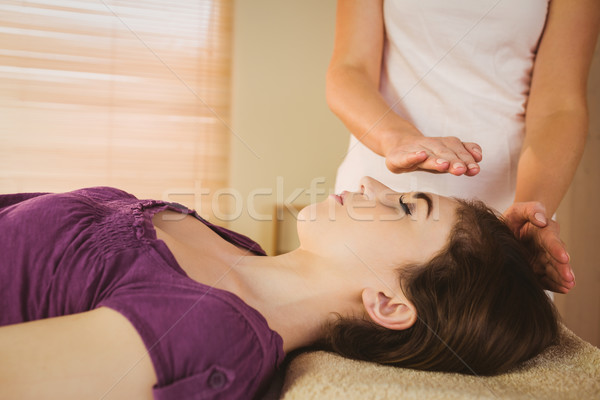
[504,202,548,233]
[424,137,480,176]
[532,249,571,293]
[535,257,575,293]
[504,208,575,293]
[418,155,451,173]
[551,262,576,290]
[446,138,480,176]
[538,222,573,283]
[541,255,575,290]
[463,164,481,177]
[463,142,483,162]
[540,221,569,264]
[385,150,428,173]
[538,275,571,294]
[440,137,480,176]
[526,220,575,293]
[384,137,482,176]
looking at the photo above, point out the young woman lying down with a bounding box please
[0,176,557,399]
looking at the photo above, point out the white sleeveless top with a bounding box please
[335,0,550,212]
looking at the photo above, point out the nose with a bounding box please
[359,177,405,208]
[359,176,397,196]
[358,176,378,191]
[358,176,375,199]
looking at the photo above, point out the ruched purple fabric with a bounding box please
[0,187,284,399]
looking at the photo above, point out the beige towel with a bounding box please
[279,324,599,399]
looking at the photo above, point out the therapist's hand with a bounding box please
[503,202,575,293]
[383,134,483,176]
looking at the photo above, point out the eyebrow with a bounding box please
[414,192,433,218]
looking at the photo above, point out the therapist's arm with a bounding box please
[508,0,600,293]
[326,0,482,176]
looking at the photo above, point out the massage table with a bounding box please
[268,324,599,399]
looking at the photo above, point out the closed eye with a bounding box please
[399,195,413,215]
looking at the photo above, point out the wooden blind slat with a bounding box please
[0,0,233,222]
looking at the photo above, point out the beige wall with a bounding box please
[230,1,600,346]
[229,0,347,254]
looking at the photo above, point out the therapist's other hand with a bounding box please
[503,202,575,293]
[383,135,482,176]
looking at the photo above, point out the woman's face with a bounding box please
[297,177,459,268]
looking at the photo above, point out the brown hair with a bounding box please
[320,199,559,376]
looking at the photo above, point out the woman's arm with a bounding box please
[508,0,600,292]
[0,307,156,400]
[516,0,600,216]
[326,0,482,176]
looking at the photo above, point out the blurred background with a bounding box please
[0,0,598,346]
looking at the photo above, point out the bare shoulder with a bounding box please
[0,307,156,400]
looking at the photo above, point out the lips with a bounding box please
[329,191,350,205]
[340,191,349,205]
[329,194,343,205]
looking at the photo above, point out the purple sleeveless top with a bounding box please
[0,187,284,399]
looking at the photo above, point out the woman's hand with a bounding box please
[503,202,575,293]
[383,134,483,176]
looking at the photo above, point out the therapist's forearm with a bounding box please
[514,108,588,216]
[326,66,422,157]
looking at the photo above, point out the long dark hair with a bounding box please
[320,199,559,376]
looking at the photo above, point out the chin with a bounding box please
[297,203,320,223]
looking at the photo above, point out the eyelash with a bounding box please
[399,195,412,215]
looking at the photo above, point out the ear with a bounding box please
[361,287,417,330]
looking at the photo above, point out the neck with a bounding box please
[227,249,364,354]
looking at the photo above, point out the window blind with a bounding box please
[0,0,234,221]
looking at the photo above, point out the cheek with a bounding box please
[341,222,406,264]
[360,224,448,267]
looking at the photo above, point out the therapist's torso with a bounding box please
[335,0,550,213]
